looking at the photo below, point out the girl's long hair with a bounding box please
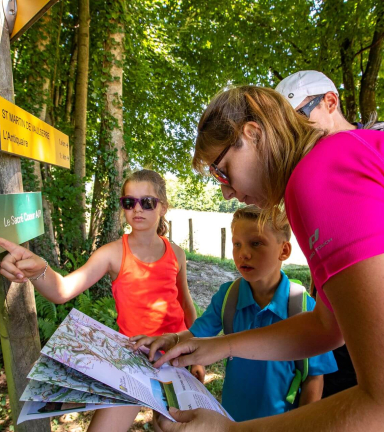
[121,169,169,236]
[193,86,325,223]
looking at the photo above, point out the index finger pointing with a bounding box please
[153,343,193,368]
[0,238,28,260]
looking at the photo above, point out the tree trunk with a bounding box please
[0,10,50,432]
[28,11,60,266]
[47,1,64,127]
[65,29,78,123]
[89,160,108,249]
[360,3,384,123]
[73,0,90,241]
[102,21,127,244]
[339,37,357,122]
[89,121,108,250]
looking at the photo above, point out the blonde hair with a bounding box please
[121,169,169,236]
[193,86,325,222]
[231,205,291,242]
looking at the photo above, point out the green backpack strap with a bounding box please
[286,281,309,404]
[221,278,242,335]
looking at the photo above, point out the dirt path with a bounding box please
[186,260,240,309]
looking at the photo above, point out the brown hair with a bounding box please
[231,205,291,242]
[193,86,325,221]
[121,169,169,236]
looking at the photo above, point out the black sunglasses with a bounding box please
[120,196,160,211]
[297,94,325,118]
[209,145,231,186]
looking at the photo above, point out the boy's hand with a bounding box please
[131,333,179,362]
[190,365,205,383]
[0,238,46,283]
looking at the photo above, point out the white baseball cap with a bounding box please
[275,70,339,109]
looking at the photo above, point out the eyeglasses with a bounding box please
[120,196,160,211]
[296,94,325,118]
[209,145,231,186]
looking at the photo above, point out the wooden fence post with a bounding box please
[221,228,226,260]
[189,219,193,253]
[0,9,50,432]
[169,220,172,242]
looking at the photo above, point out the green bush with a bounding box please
[283,264,311,290]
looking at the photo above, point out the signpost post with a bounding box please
[0,1,63,430]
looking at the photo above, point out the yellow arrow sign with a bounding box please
[11,0,60,42]
[0,96,70,168]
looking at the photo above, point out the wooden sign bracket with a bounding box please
[2,0,17,34]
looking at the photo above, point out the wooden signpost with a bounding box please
[0,1,65,430]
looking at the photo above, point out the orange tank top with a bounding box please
[111,234,187,337]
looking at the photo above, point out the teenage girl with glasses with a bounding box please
[149,86,384,432]
[0,169,204,432]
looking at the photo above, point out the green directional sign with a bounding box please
[0,192,44,253]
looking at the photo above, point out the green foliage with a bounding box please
[35,289,118,344]
[35,293,57,321]
[167,178,245,213]
[283,265,311,290]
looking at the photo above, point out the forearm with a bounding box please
[183,302,197,329]
[231,385,384,432]
[32,267,80,304]
[299,375,323,407]
[227,311,343,362]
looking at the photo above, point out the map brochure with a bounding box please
[18,309,233,424]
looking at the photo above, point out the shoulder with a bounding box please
[88,238,123,273]
[285,129,384,215]
[169,241,185,264]
[93,238,122,257]
[290,129,384,183]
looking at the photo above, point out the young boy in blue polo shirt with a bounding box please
[133,205,337,421]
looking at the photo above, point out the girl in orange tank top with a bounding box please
[0,169,203,432]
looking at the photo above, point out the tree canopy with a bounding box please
[8,0,384,258]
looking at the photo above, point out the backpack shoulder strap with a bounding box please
[221,278,242,335]
[286,281,309,404]
[288,281,306,318]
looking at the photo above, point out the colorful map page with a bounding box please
[21,379,134,405]
[28,355,139,403]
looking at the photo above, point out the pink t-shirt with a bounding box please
[285,130,384,310]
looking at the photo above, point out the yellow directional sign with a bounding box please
[10,0,60,42]
[0,96,70,169]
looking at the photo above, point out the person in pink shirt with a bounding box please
[149,86,384,431]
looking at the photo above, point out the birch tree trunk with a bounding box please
[102,21,127,244]
[73,0,90,241]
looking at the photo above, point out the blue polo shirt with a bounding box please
[189,271,337,421]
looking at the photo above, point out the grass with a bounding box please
[185,250,237,272]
